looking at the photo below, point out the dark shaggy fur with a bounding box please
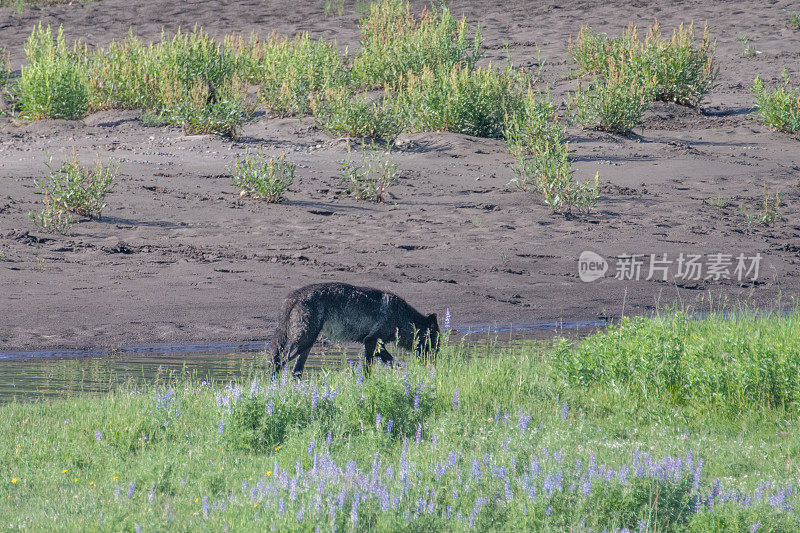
[269,283,439,377]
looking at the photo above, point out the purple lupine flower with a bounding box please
[135,526,141,533]
[562,402,569,420]
[279,497,285,516]
[415,424,422,444]
[375,412,382,430]
[308,438,315,456]
[432,433,438,448]
[266,401,274,416]
[356,363,364,388]
[95,430,102,442]
[471,459,481,483]
[115,484,120,499]
[297,508,304,523]
[202,496,209,519]
[444,308,451,329]
[148,482,155,503]
[350,498,358,529]
[403,369,410,396]
[311,385,318,411]
[750,522,761,533]
[414,385,421,410]
[250,379,259,397]
[217,420,224,434]
[386,420,394,435]
[327,431,333,446]
[128,480,135,498]
[430,367,436,381]
[546,506,552,516]
[582,478,591,495]
[452,388,459,409]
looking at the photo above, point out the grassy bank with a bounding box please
[2,311,799,531]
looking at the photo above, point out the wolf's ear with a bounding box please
[427,313,438,326]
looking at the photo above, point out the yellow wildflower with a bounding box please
[11,478,17,484]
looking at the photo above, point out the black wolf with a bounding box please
[269,283,440,377]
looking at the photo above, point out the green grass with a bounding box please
[752,69,800,134]
[2,312,800,530]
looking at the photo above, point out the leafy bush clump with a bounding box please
[393,64,528,138]
[506,91,599,214]
[752,70,800,134]
[570,21,717,109]
[339,144,399,202]
[311,86,404,140]
[569,58,656,134]
[18,24,90,120]
[30,153,117,232]
[253,32,349,116]
[230,150,295,202]
[89,27,252,137]
[351,0,481,89]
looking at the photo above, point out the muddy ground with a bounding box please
[0,0,798,351]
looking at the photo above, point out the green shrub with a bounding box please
[229,150,295,202]
[393,64,528,138]
[752,70,800,134]
[339,144,398,202]
[18,24,90,120]
[0,47,9,89]
[254,32,349,116]
[351,0,481,89]
[89,27,252,135]
[312,86,403,140]
[30,153,117,232]
[506,92,599,214]
[553,311,800,412]
[569,59,656,133]
[570,21,717,108]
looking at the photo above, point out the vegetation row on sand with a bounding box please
[2,311,800,531]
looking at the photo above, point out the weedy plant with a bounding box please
[570,21,717,110]
[569,59,656,134]
[323,0,344,17]
[18,24,90,120]
[30,153,117,232]
[311,87,403,140]
[350,0,481,89]
[254,33,349,116]
[229,150,295,203]
[789,11,800,30]
[393,64,529,138]
[737,36,759,58]
[339,143,399,202]
[505,92,599,214]
[0,47,9,90]
[752,70,800,134]
[757,184,782,226]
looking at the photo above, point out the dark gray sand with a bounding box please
[1,0,798,351]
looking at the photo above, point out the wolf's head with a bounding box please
[414,313,440,361]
